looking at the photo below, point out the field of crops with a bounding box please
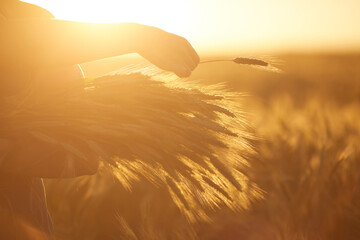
[45,54,360,240]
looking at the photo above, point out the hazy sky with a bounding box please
[26,0,360,54]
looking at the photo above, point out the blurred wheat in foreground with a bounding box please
[2,73,262,239]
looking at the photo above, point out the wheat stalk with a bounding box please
[2,73,261,221]
[200,57,269,66]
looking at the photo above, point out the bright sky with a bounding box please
[25,0,360,54]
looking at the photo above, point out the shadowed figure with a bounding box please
[0,1,199,239]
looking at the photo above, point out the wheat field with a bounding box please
[44,54,360,240]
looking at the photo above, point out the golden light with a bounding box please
[24,0,360,54]
[24,0,193,36]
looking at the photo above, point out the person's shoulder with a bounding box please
[1,1,54,19]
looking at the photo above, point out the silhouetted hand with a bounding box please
[135,25,200,78]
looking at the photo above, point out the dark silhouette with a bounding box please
[0,1,199,239]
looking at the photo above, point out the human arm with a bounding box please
[0,20,199,77]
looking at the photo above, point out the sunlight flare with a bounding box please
[24,0,192,35]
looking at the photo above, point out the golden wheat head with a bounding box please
[1,73,261,221]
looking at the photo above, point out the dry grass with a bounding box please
[1,71,262,239]
[248,98,360,240]
[41,54,360,239]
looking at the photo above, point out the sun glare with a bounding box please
[24,0,360,54]
[24,0,192,36]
